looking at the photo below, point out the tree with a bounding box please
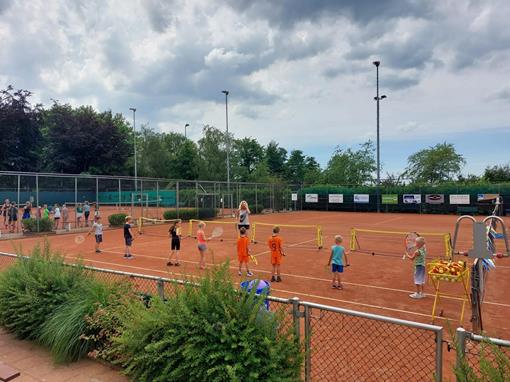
[285,150,307,183]
[232,137,264,182]
[173,140,199,180]
[197,125,229,181]
[323,141,376,185]
[303,156,322,184]
[0,86,42,171]
[42,103,131,174]
[265,141,287,177]
[484,164,510,182]
[404,142,465,184]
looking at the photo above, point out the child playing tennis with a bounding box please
[167,220,182,266]
[88,216,104,253]
[123,216,134,259]
[237,227,253,277]
[196,221,208,269]
[406,236,426,299]
[268,226,285,282]
[327,235,349,290]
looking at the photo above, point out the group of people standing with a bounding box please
[0,198,97,233]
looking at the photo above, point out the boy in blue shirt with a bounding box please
[327,235,349,289]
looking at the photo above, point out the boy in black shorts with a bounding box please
[124,216,134,259]
[167,220,182,266]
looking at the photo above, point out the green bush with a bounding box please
[163,208,218,221]
[0,244,88,340]
[22,217,53,232]
[108,213,127,227]
[114,264,302,382]
[38,279,131,363]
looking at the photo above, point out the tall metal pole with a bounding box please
[129,108,137,194]
[373,61,386,213]
[185,123,189,139]
[222,90,231,212]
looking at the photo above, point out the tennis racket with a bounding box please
[404,232,419,260]
[75,235,85,244]
[249,254,258,265]
[210,227,223,239]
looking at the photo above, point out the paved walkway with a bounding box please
[0,328,127,382]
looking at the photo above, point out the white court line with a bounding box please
[371,216,404,226]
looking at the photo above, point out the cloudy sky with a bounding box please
[1,0,509,175]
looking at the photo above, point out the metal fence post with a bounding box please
[118,178,121,211]
[435,328,443,382]
[455,327,468,382]
[176,181,180,218]
[303,304,312,382]
[36,174,39,232]
[157,279,165,300]
[291,297,301,341]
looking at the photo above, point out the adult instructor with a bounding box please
[237,200,251,231]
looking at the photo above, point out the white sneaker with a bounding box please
[418,292,425,299]
[409,292,420,299]
[238,271,242,276]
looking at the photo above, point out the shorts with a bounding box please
[414,265,426,285]
[77,213,83,218]
[9,217,17,223]
[125,237,132,246]
[238,224,250,230]
[198,243,207,252]
[95,234,103,243]
[238,254,249,263]
[271,252,282,266]
[84,211,90,219]
[332,264,344,273]
[54,217,60,221]
[171,238,181,250]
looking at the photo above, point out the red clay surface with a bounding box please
[1,211,509,381]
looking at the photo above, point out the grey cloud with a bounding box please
[486,86,510,102]
[144,0,177,32]
[0,0,12,14]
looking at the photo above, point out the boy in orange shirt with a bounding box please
[268,226,285,282]
[237,227,253,277]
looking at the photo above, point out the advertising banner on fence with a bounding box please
[425,194,445,204]
[477,193,499,202]
[305,193,318,203]
[328,194,343,203]
[353,194,369,203]
[381,194,398,204]
[291,193,298,201]
[449,194,470,205]
[403,194,422,204]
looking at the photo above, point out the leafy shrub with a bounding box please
[163,208,218,221]
[0,244,88,340]
[114,264,302,382]
[38,279,131,363]
[22,217,53,232]
[108,213,127,227]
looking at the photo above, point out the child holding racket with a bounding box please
[406,236,426,299]
[268,226,284,282]
[196,221,208,269]
[87,216,104,253]
[327,235,349,290]
[167,220,182,266]
[237,227,253,277]
[123,216,134,259]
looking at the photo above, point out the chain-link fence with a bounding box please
[456,328,510,381]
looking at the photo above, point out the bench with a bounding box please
[457,206,478,216]
[0,363,20,381]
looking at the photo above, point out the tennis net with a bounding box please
[137,217,181,237]
[187,219,239,242]
[251,222,323,249]
[350,228,452,259]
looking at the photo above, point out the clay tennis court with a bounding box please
[1,211,508,333]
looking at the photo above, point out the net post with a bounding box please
[350,228,356,251]
[188,219,193,237]
[445,233,453,259]
[251,223,257,243]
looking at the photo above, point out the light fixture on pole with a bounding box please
[372,61,386,213]
[129,107,138,194]
[184,123,190,138]
[221,90,232,212]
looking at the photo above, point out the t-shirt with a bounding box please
[76,207,83,214]
[62,207,69,218]
[237,236,250,257]
[239,209,250,225]
[43,208,50,219]
[93,222,103,235]
[331,245,345,265]
[268,235,283,254]
[169,226,180,240]
[8,206,17,219]
[54,207,61,218]
[84,204,91,213]
[124,223,132,239]
[414,247,426,268]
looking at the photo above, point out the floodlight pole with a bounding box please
[185,123,189,138]
[373,61,386,213]
[129,107,137,194]
[222,90,232,212]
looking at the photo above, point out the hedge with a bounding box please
[108,213,128,226]
[163,208,218,221]
[22,217,53,232]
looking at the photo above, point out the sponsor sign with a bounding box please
[354,194,369,203]
[450,194,470,205]
[425,194,444,204]
[403,194,422,204]
[381,194,398,204]
[291,193,298,201]
[328,194,344,203]
[305,193,318,203]
[477,193,499,202]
